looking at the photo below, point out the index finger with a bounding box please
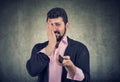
[63,56,70,60]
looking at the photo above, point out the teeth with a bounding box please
[55,34,60,37]
[55,33,59,34]
[55,33,59,35]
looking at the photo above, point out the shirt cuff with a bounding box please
[39,48,51,58]
[67,66,85,81]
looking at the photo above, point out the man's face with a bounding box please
[47,17,67,42]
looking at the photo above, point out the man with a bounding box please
[26,7,90,82]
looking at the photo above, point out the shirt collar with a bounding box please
[55,36,68,49]
[61,36,68,45]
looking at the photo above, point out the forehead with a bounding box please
[47,17,64,23]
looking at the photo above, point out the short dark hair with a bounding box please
[46,7,68,24]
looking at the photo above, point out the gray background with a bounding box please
[0,0,120,82]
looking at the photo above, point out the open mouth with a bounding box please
[54,31,63,42]
[55,33,60,37]
[54,31,60,38]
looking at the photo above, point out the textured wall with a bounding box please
[0,0,120,82]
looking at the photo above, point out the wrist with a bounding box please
[48,42,56,47]
[48,43,56,49]
[45,44,55,56]
[67,65,76,78]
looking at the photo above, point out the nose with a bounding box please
[53,24,58,31]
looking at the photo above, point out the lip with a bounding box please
[55,33,60,38]
[55,33,59,36]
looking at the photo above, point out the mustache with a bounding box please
[54,31,60,34]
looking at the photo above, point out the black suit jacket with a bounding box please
[26,37,90,82]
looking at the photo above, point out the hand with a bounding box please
[47,20,57,47]
[56,54,76,78]
[45,20,57,56]
[62,56,76,78]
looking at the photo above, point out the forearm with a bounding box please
[67,66,85,81]
[45,44,55,56]
[65,64,76,79]
[76,45,90,82]
[26,52,50,77]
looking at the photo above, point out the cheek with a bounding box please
[60,28,65,35]
[59,25,66,35]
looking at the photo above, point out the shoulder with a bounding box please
[33,41,48,50]
[68,37,87,48]
[67,37,89,53]
[68,37,89,55]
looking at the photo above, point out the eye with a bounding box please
[51,23,53,26]
[55,23,60,26]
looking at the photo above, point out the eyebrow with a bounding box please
[50,22,61,26]
[54,22,61,25]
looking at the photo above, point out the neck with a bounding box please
[55,42,59,48]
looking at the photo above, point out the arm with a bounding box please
[26,20,57,77]
[67,66,85,81]
[63,44,90,82]
[26,44,50,77]
[76,44,90,82]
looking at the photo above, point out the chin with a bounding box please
[57,37,63,42]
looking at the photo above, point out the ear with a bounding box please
[66,22,70,29]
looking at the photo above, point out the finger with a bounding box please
[47,19,54,31]
[46,22,51,36]
[47,22,53,35]
[63,56,70,60]
[62,60,70,67]
[48,21,52,29]
[48,22,56,37]
[46,23,49,32]
[50,24,54,36]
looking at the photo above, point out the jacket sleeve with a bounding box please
[26,44,50,77]
[76,44,90,82]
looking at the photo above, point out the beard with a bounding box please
[54,27,66,42]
